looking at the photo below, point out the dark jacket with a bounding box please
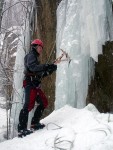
[24,48,57,86]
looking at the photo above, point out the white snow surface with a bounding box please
[0,109,7,140]
[0,104,113,150]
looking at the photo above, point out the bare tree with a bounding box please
[0,0,4,30]
[0,0,34,140]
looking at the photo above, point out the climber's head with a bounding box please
[31,39,43,55]
[31,39,43,48]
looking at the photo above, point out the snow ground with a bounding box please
[0,104,113,150]
[0,108,7,142]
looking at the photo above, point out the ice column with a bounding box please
[55,0,113,109]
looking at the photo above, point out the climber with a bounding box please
[18,39,57,137]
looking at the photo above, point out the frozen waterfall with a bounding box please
[55,0,113,109]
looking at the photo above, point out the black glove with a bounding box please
[44,64,57,71]
[44,64,57,74]
[48,64,57,71]
[43,64,50,71]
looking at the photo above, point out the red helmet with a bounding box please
[31,39,43,48]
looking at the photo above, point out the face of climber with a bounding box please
[36,45,43,55]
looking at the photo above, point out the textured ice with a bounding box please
[55,0,113,109]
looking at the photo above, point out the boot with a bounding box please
[18,129,33,138]
[18,108,29,132]
[31,122,45,130]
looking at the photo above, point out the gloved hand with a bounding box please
[44,64,57,73]
[48,64,57,71]
[43,64,50,71]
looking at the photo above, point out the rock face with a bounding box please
[35,1,113,113]
[87,41,113,113]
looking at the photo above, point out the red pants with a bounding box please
[18,81,48,131]
[27,87,48,111]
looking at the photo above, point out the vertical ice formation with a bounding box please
[55,0,113,109]
[10,0,35,133]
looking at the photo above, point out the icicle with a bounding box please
[55,0,113,109]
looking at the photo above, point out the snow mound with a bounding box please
[0,104,113,150]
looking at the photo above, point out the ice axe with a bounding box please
[54,49,71,66]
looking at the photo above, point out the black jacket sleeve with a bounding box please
[38,64,57,78]
[25,52,57,79]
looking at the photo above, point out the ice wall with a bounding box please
[55,0,113,109]
[10,0,35,135]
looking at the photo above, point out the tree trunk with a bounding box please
[34,0,61,116]
[0,0,4,30]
